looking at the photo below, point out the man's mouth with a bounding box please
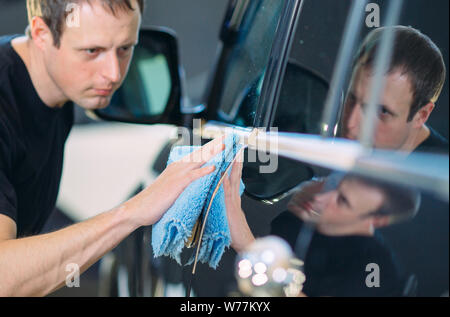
[344,132,357,140]
[300,202,321,217]
[94,88,113,96]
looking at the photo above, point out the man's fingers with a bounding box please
[201,135,226,163]
[236,150,244,180]
[230,151,244,183]
[189,165,215,182]
[182,135,226,165]
[287,203,304,218]
[230,160,238,181]
[238,158,243,180]
[223,176,231,196]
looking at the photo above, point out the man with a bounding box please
[285,174,419,237]
[341,25,447,153]
[225,162,420,296]
[283,25,447,295]
[0,0,224,296]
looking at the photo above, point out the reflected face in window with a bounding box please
[301,177,386,236]
[340,66,417,150]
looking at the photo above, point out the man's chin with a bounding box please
[343,133,357,140]
[76,96,112,110]
[299,209,320,223]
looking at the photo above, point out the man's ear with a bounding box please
[412,102,434,128]
[352,217,376,236]
[372,215,390,229]
[30,16,54,50]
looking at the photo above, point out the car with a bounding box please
[61,0,448,297]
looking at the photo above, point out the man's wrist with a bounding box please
[113,202,142,233]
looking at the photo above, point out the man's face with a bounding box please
[43,0,141,109]
[340,66,416,150]
[299,178,385,236]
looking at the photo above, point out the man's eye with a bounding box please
[377,106,391,118]
[346,94,355,105]
[85,48,99,55]
[119,46,134,55]
[337,194,344,205]
[337,194,345,206]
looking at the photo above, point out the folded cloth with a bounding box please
[151,134,245,269]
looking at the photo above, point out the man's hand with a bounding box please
[223,152,255,252]
[287,178,325,221]
[123,136,226,227]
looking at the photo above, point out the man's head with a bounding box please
[341,26,446,150]
[26,0,144,109]
[298,174,420,236]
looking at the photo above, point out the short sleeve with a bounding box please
[0,168,17,222]
[0,99,17,222]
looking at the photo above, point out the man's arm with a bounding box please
[0,205,136,296]
[0,136,225,296]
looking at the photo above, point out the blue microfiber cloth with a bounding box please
[151,134,245,269]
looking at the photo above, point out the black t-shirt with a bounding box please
[415,126,449,154]
[0,35,74,237]
[271,212,406,296]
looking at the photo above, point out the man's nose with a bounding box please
[345,105,361,138]
[101,52,121,84]
[313,191,334,212]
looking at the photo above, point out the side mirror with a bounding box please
[91,27,183,125]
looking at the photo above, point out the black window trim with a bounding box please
[253,0,304,130]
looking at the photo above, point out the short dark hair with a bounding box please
[375,182,421,225]
[343,174,421,225]
[26,0,145,47]
[354,26,446,121]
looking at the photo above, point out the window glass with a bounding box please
[271,0,352,135]
[215,0,285,127]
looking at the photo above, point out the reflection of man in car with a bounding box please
[225,26,447,296]
[0,0,225,296]
[341,26,448,153]
[287,174,418,237]
[224,161,420,296]
[275,26,448,295]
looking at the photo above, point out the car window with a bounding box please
[271,0,352,135]
[214,0,285,127]
[273,60,329,134]
[243,0,352,200]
